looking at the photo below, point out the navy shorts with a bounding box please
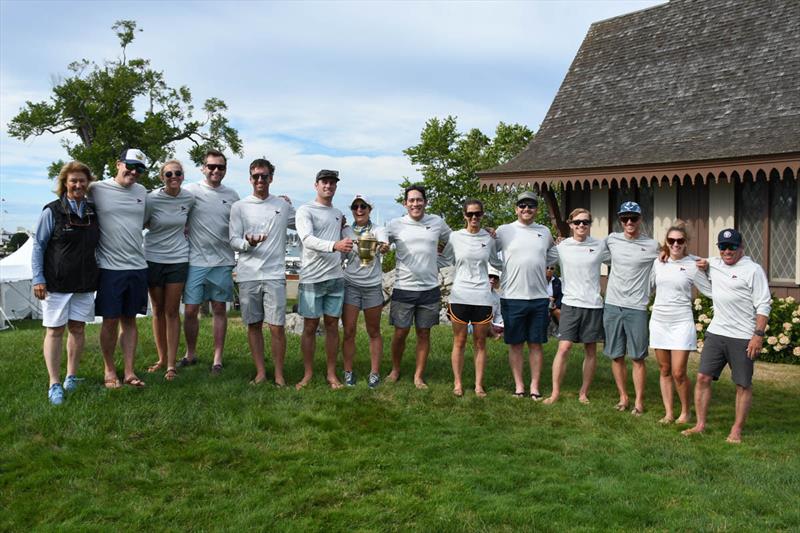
[500,298,550,345]
[95,268,148,318]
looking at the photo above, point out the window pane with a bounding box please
[769,177,798,281]
[737,178,767,267]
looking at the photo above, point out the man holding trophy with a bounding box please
[341,195,389,388]
[229,158,295,386]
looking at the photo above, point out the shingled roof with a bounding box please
[484,0,800,177]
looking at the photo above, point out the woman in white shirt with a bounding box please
[649,220,696,424]
[443,199,502,398]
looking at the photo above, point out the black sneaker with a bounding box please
[344,371,356,387]
[368,372,380,389]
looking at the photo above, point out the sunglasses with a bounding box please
[125,163,147,173]
[517,202,537,210]
[206,164,226,171]
[667,237,685,245]
[546,266,555,271]
[351,203,369,210]
[164,170,183,178]
[465,211,484,218]
[619,216,640,224]
[718,243,739,251]
[251,173,270,181]
[571,219,591,226]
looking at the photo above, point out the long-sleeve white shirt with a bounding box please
[604,232,659,310]
[184,181,240,267]
[495,221,557,300]
[552,236,610,309]
[442,229,503,307]
[229,194,296,282]
[295,201,344,283]
[88,179,147,270]
[342,224,388,287]
[693,256,771,339]
[144,188,195,264]
[650,255,698,323]
[386,214,452,291]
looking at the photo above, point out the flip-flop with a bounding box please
[512,391,526,398]
[177,356,198,368]
[475,389,487,398]
[530,393,543,401]
[614,402,629,412]
[147,362,164,373]
[124,376,146,388]
[164,368,177,381]
[453,387,464,397]
[104,378,122,389]
[210,364,223,375]
[630,407,644,417]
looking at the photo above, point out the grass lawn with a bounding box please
[2,316,799,531]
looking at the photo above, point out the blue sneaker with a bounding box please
[64,375,83,392]
[48,383,65,406]
[344,371,356,387]
[368,372,381,389]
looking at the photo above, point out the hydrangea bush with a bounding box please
[693,295,800,365]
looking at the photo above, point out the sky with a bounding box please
[0,0,663,233]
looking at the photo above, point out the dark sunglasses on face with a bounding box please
[619,216,640,224]
[125,163,147,173]
[571,219,591,226]
[517,202,537,210]
[251,173,270,181]
[718,243,739,251]
[164,170,183,178]
[351,203,369,210]
[546,266,555,271]
[465,211,484,218]
[206,164,226,171]
[667,237,685,245]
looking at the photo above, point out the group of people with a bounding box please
[32,148,771,443]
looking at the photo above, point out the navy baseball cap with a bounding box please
[717,228,742,247]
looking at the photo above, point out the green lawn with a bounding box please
[2,316,799,531]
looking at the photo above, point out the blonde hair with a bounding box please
[663,219,690,255]
[566,208,592,224]
[55,161,94,197]
[160,159,184,180]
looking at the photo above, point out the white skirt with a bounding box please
[648,318,697,351]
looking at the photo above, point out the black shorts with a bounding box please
[448,303,492,325]
[147,261,189,287]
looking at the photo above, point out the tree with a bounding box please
[7,20,242,189]
[6,232,29,253]
[401,116,547,230]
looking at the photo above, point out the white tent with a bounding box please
[0,237,42,324]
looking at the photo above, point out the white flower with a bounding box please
[793,346,800,357]
[778,297,785,303]
[779,335,790,345]
[694,298,702,305]
[766,324,770,331]
[792,317,799,324]
[767,336,778,345]
[697,341,704,352]
[784,323,793,331]
[786,296,795,304]
[695,323,704,331]
[775,344,784,352]
[761,347,768,354]
[698,314,708,322]
[694,305,703,311]
[703,317,711,324]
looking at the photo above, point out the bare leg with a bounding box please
[341,304,359,373]
[268,324,286,386]
[579,342,597,403]
[183,303,200,361]
[148,285,167,370]
[508,343,525,394]
[472,323,489,396]
[324,315,342,388]
[683,373,713,436]
[413,327,431,388]
[610,356,629,409]
[163,283,184,372]
[388,327,410,382]
[451,322,468,396]
[210,300,228,367]
[247,322,266,383]
[632,359,646,414]
[119,316,140,383]
[364,306,383,375]
[297,317,320,389]
[43,325,65,386]
[671,350,692,424]
[528,342,543,397]
[65,320,85,377]
[727,385,752,443]
[544,340,573,404]
[655,349,674,422]
[100,318,120,382]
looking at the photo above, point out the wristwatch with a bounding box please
[753,329,765,337]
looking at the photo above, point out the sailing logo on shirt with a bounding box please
[481,243,487,247]
[425,226,431,230]
[275,210,281,215]
[137,198,143,203]
[222,200,228,204]
[589,248,595,253]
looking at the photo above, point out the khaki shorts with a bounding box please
[238,279,286,326]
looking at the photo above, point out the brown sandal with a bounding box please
[147,362,165,373]
[164,368,177,381]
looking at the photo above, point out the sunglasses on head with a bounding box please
[351,203,369,210]
[718,243,739,251]
[251,173,270,181]
[164,170,183,178]
[667,237,685,245]
[517,202,537,210]
[465,211,484,218]
[571,219,591,226]
[619,215,640,224]
[206,164,226,171]
[125,163,147,173]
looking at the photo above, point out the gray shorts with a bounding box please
[558,304,604,343]
[390,300,439,329]
[344,282,385,310]
[698,332,754,388]
[238,279,286,326]
[603,304,649,360]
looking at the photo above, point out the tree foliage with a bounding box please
[7,20,243,189]
[401,116,544,229]
[6,232,29,253]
